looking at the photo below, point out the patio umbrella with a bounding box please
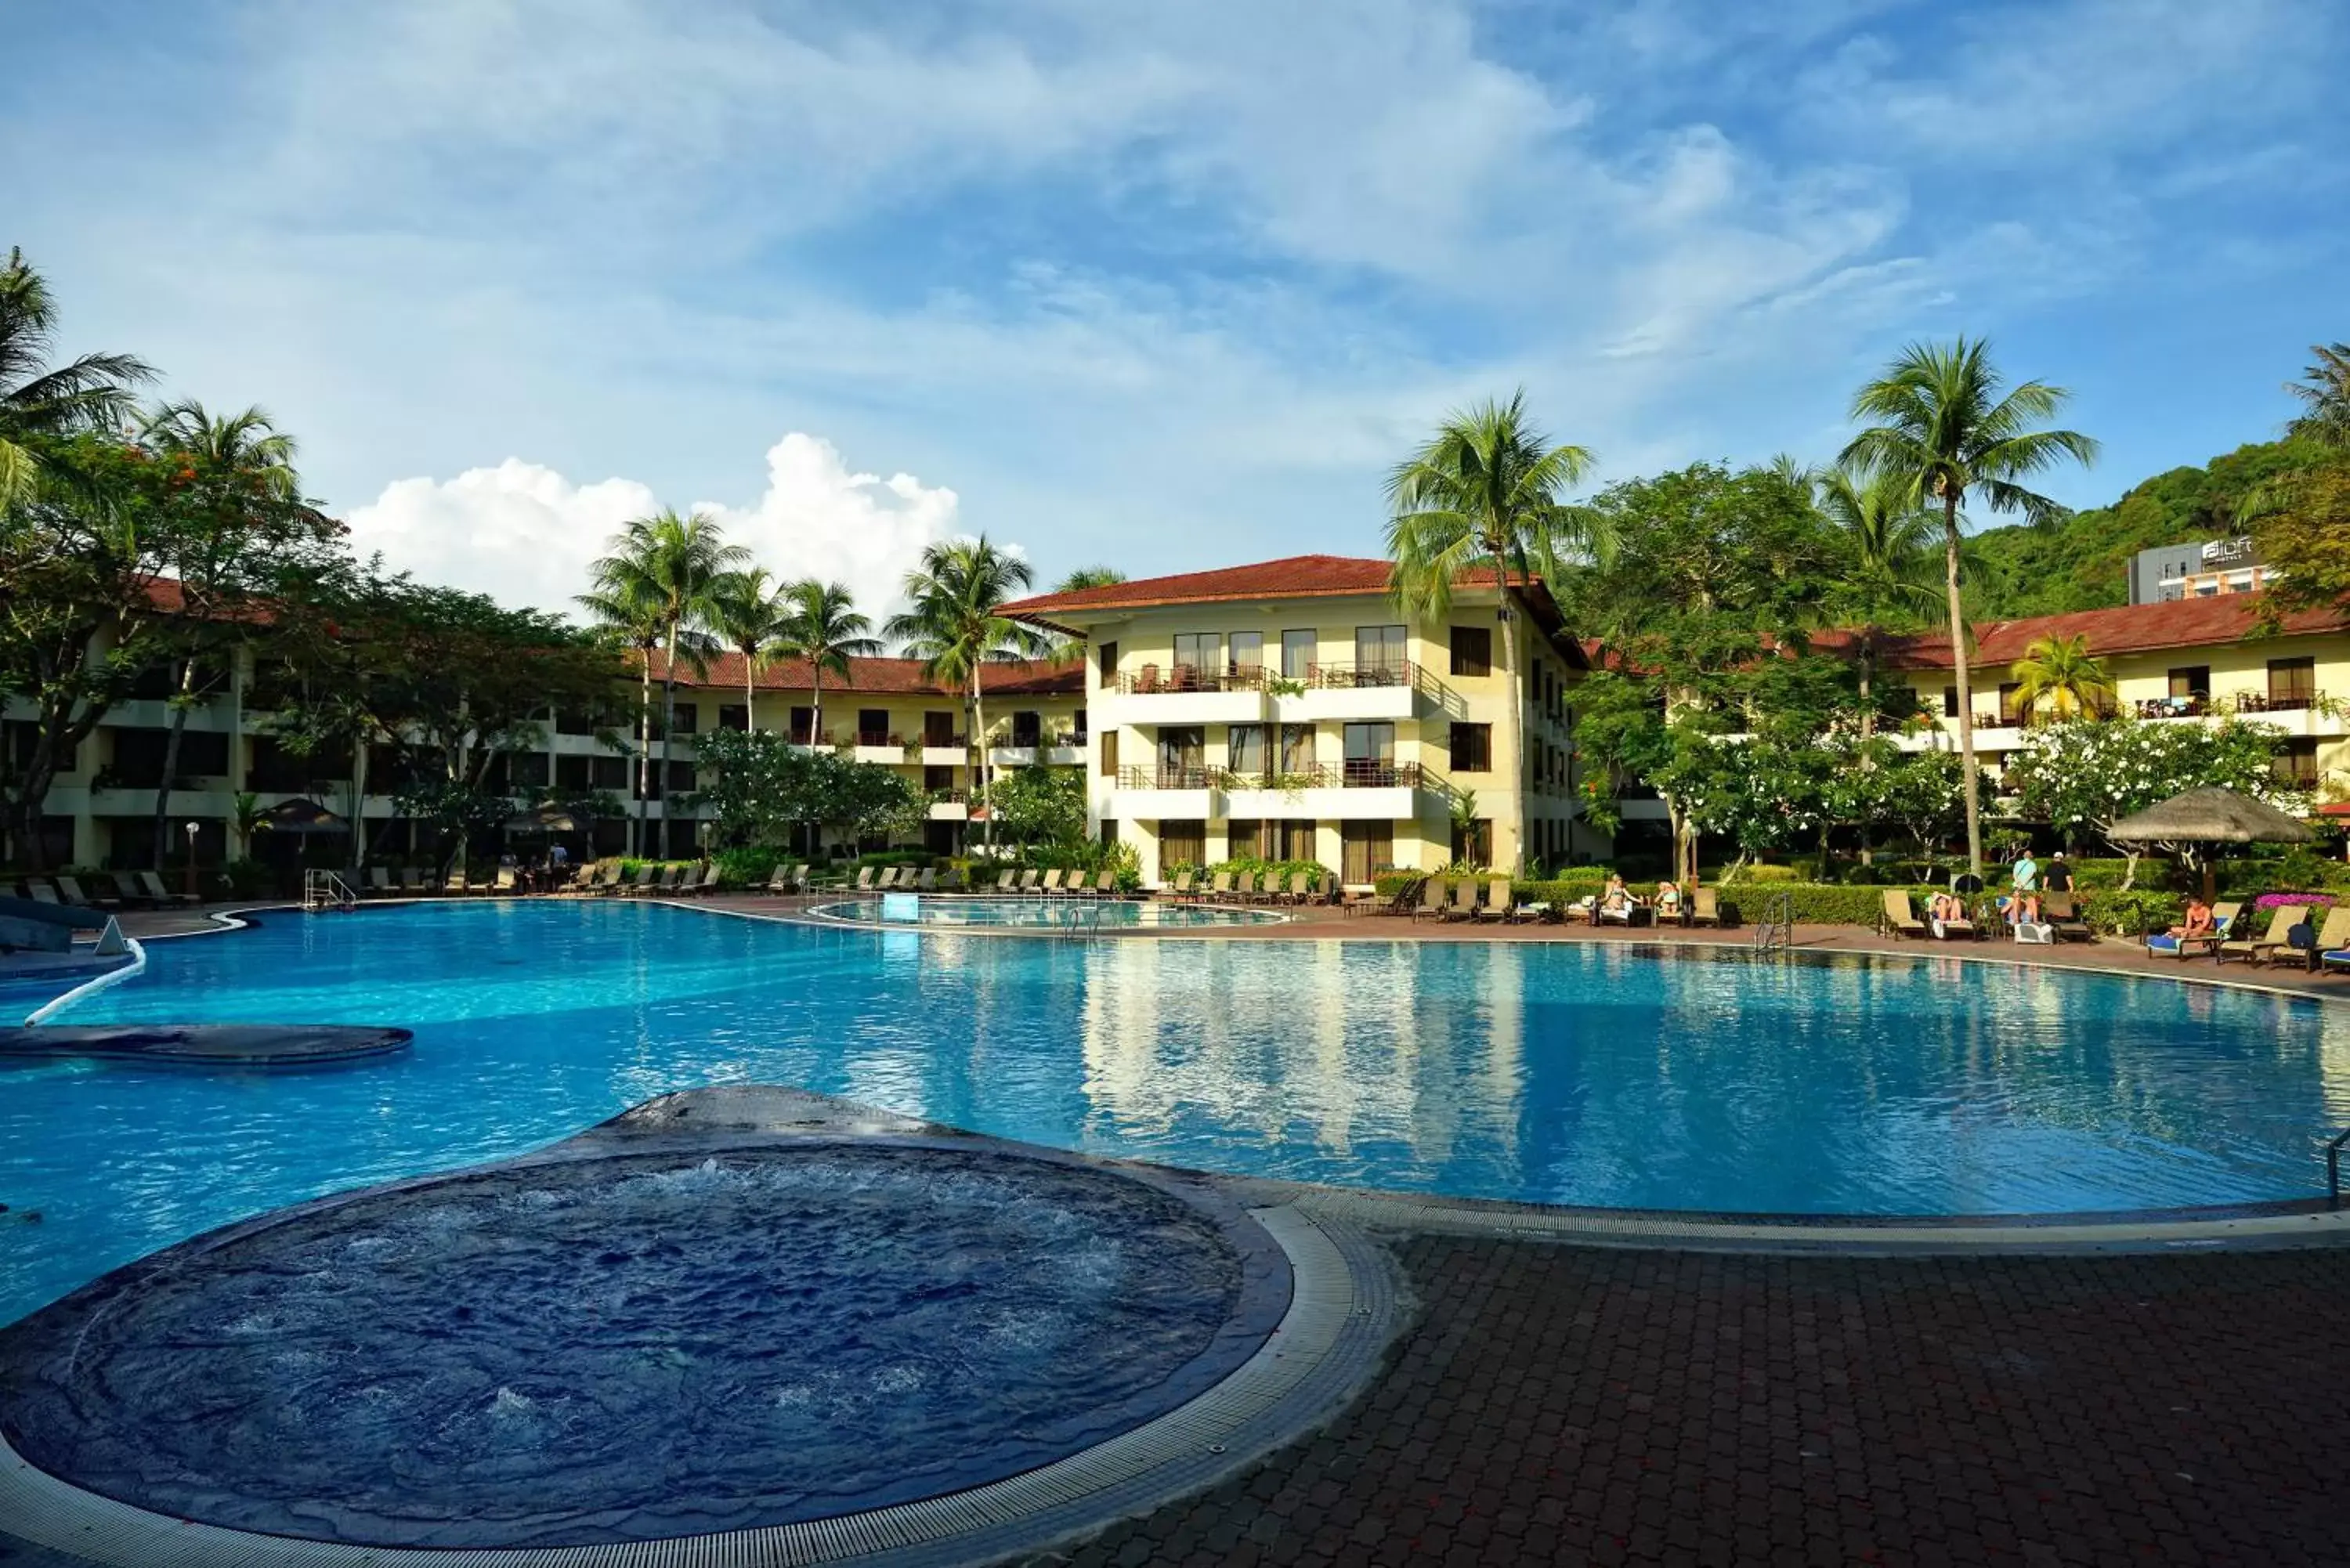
[2107,786,2313,899]
[258,797,347,833]
[503,804,583,834]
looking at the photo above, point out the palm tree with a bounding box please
[1053,565,1126,592]
[886,537,1049,849]
[707,567,788,732]
[137,400,301,865]
[1,247,154,510]
[2286,342,2350,450]
[1385,390,1603,873]
[2009,633,2113,720]
[771,579,879,747]
[579,510,745,856]
[1813,466,1945,739]
[1841,338,2098,875]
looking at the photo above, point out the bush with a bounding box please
[2076,888,2183,936]
[219,858,276,898]
[1719,863,1802,883]
[712,845,782,887]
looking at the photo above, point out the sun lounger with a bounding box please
[2146,900,2238,959]
[1436,879,1477,923]
[2221,903,2309,966]
[491,865,519,894]
[1159,869,1195,901]
[24,880,60,905]
[108,870,154,908]
[1473,877,1514,923]
[914,867,937,892]
[1014,869,1037,893]
[139,869,201,908]
[1596,893,1640,927]
[1408,877,1446,922]
[2302,907,2350,974]
[366,866,393,896]
[2039,891,2093,942]
[855,866,877,891]
[52,875,117,912]
[441,867,468,895]
[1689,887,1722,927]
[620,865,656,896]
[1040,868,1065,895]
[1881,890,1928,940]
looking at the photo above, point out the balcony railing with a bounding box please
[1300,659,1414,690]
[1116,664,1269,695]
[855,730,902,748]
[2237,690,2325,714]
[920,732,967,749]
[2136,696,2210,720]
[1115,761,1434,791]
[1115,659,1451,703]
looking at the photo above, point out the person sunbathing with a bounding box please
[2167,898,2215,941]
[1600,874,1632,912]
[1654,880,1683,919]
[1929,891,1965,924]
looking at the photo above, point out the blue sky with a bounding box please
[6,0,2345,615]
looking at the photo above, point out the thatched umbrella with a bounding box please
[503,804,583,835]
[2107,786,2312,900]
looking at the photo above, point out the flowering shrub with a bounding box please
[2253,891,2337,910]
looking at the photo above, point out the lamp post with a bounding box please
[183,820,201,901]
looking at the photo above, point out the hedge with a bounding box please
[1360,873,2192,934]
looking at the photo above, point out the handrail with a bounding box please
[1751,891,1793,958]
[302,869,358,912]
[2328,1128,2350,1210]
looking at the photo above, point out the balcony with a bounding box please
[852,730,903,765]
[1217,761,1443,823]
[991,732,1086,768]
[2136,696,2210,721]
[927,791,971,822]
[1112,763,1217,819]
[920,733,967,767]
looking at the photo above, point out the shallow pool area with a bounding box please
[0,1139,1278,1548]
[3,900,2346,1322]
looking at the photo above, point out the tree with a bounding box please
[1814,466,1943,738]
[770,579,878,747]
[886,537,1048,849]
[1842,337,2099,876]
[2001,714,2291,886]
[2286,342,2350,450]
[578,510,744,855]
[1053,565,1126,592]
[691,728,921,854]
[1386,391,1603,873]
[0,247,153,512]
[135,399,318,866]
[982,764,1086,856]
[707,567,786,732]
[2008,632,2113,720]
[2246,458,2350,625]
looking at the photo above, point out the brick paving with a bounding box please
[1050,1237,2350,1567]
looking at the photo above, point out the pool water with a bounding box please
[807,896,1289,929]
[0,1144,1266,1546]
[2,901,2345,1321]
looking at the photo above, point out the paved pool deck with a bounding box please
[1059,1237,2350,1568]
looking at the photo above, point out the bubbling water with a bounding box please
[0,1144,1267,1548]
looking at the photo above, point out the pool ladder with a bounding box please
[302,869,358,912]
[1065,898,1107,943]
[1751,891,1793,959]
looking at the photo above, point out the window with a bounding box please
[667,703,697,735]
[1099,818,1119,847]
[591,755,628,791]
[1354,624,1407,681]
[924,764,955,792]
[1277,820,1316,862]
[2168,666,2211,701]
[667,760,695,793]
[1100,728,1119,778]
[1281,630,1316,680]
[1943,686,1960,718]
[1278,723,1316,777]
[556,754,591,791]
[1228,631,1264,680]
[1159,726,1206,787]
[1173,633,1221,684]
[2277,739,2319,788]
[924,710,958,746]
[1343,722,1395,785]
[1449,722,1492,773]
[1072,706,1087,740]
[1226,819,1267,858]
[1097,640,1118,682]
[857,709,891,745]
[1227,724,1267,778]
[2269,657,2316,705]
[1449,626,1491,677]
[1340,822,1392,884]
[717,703,749,732]
[1159,819,1206,870]
[511,751,549,788]
[556,708,598,736]
[790,706,815,743]
[1996,682,2023,724]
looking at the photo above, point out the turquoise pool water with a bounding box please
[3,901,2345,1321]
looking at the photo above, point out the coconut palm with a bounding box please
[1840,338,2098,875]
[1813,466,1945,739]
[2009,633,2114,721]
[1053,565,1126,592]
[707,567,789,732]
[579,510,745,855]
[1385,391,1603,873]
[0,247,154,511]
[2286,341,2350,450]
[770,579,879,747]
[886,537,1049,848]
[136,400,302,865]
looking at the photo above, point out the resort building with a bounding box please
[1000,555,1607,885]
[1877,594,2350,792]
[3,644,1083,869]
[2127,536,2277,605]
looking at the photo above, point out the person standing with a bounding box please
[2011,848,2041,926]
[2043,851,2072,894]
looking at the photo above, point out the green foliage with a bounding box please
[1201,856,1332,887]
[711,844,782,886]
[1965,439,2328,617]
[2001,714,2294,850]
[2076,889,2185,937]
[981,764,1086,854]
[2247,455,2350,625]
[691,728,923,848]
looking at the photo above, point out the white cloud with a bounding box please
[343,434,958,621]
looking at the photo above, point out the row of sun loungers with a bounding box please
[1155,869,1331,905]
[4,870,200,912]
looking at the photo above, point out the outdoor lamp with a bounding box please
[183,819,201,901]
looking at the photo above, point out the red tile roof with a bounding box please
[1000,554,1584,662]
[643,649,1084,698]
[1873,594,2350,671]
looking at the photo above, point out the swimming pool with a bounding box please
[3,901,2345,1321]
[804,896,1289,929]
